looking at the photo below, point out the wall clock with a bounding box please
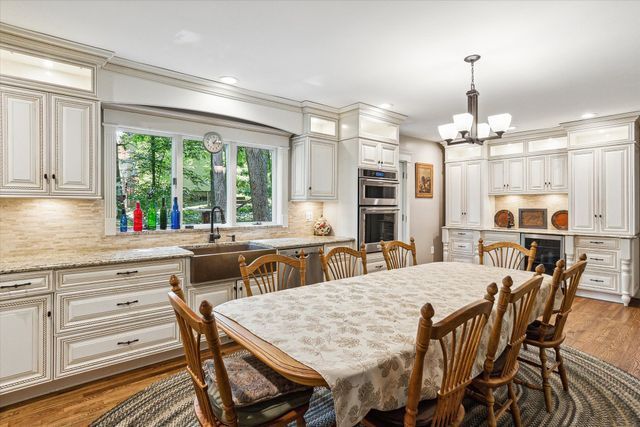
[203,131,223,153]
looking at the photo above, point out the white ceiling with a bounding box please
[1,0,639,139]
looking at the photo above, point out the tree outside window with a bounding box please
[236,147,273,223]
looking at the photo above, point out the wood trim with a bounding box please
[214,312,327,387]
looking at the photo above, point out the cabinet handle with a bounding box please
[457,245,466,248]
[0,282,32,289]
[590,257,604,261]
[44,173,49,182]
[589,241,604,245]
[589,279,604,283]
[116,299,139,307]
[457,232,466,235]
[375,265,383,269]
[599,214,602,218]
[117,339,139,346]
[52,173,57,181]
[116,270,139,275]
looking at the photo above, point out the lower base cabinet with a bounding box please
[0,295,52,394]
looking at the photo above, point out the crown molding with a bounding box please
[0,22,113,66]
[490,126,567,144]
[300,100,340,119]
[103,56,303,114]
[560,110,640,131]
[339,102,407,124]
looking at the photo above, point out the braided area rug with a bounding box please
[92,346,640,426]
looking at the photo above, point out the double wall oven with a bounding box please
[358,168,400,253]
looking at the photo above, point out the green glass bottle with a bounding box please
[147,200,157,230]
[159,197,168,230]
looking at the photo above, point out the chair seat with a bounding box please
[365,398,437,427]
[526,320,556,341]
[204,353,312,426]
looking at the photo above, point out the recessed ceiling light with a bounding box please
[581,112,597,119]
[220,76,238,85]
[378,103,393,109]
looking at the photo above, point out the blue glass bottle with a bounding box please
[119,208,128,232]
[170,197,181,229]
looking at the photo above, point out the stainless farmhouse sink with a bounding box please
[185,243,276,284]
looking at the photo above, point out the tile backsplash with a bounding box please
[492,194,568,229]
[0,199,324,258]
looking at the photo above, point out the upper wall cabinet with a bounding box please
[290,136,337,201]
[339,108,402,145]
[526,153,568,193]
[303,114,338,139]
[446,161,483,228]
[488,158,524,194]
[358,139,398,171]
[0,86,100,198]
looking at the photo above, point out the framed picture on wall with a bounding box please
[415,163,433,198]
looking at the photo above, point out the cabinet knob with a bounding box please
[308,186,312,190]
[52,173,57,181]
[44,173,49,182]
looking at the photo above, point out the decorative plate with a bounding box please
[494,210,514,228]
[552,210,569,230]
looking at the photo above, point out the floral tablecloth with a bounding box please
[214,262,552,427]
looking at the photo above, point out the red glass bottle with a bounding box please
[133,201,143,232]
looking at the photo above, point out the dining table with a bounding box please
[214,261,554,427]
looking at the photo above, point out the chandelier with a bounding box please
[438,54,512,145]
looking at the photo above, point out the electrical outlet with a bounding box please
[306,211,313,221]
[430,246,435,255]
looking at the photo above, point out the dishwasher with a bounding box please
[279,245,324,285]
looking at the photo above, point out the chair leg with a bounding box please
[539,347,553,412]
[507,381,522,427]
[485,387,497,427]
[295,415,306,427]
[555,346,569,392]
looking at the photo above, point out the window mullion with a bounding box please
[172,135,184,223]
[227,143,237,226]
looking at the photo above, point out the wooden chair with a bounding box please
[167,275,312,427]
[467,266,544,427]
[478,239,538,271]
[518,254,588,412]
[239,251,306,297]
[363,283,498,427]
[381,237,418,270]
[319,243,367,281]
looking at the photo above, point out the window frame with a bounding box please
[109,126,284,233]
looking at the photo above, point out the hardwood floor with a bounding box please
[1,297,638,427]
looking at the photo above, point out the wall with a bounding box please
[0,199,322,259]
[493,194,568,230]
[399,136,445,264]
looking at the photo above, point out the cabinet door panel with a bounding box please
[548,153,568,192]
[569,149,597,233]
[446,163,464,226]
[50,96,98,196]
[526,156,546,192]
[359,140,379,167]
[465,161,482,227]
[599,146,630,234]
[507,158,525,192]
[290,140,306,199]
[488,161,505,193]
[0,295,52,393]
[0,87,48,194]
[309,139,337,198]
[379,143,398,170]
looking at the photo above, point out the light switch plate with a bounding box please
[306,211,313,221]
[430,246,435,255]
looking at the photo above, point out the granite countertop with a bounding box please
[0,246,194,275]
[0,236,355,275]
[250,235,355,250]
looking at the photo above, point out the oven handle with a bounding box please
[360,208,400,214]
[360,179,399,187]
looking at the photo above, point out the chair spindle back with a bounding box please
[478,239,538,271]
[381,237,418,270]
[239,252,306,297]
[319,243,367,281]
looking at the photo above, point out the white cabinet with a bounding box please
[526,154,568,193]
[0,86,100,198]
[0,295,52,393]
[569,145,633,235]
[446,160,483,227]
[290,137,337,200]
[488,158,524,194]
[50,95,99,196]
[358,139,398,171]
[0,86,48,195]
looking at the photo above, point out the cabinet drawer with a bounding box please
[449,254,475,264]
[56,281,176,333]
[482,232,520,245]
[57,259,185,290]
[576,248,618,270]
[450,240,474,255]
[449,230,474,240]
[574,237,619,250]
[0,270,53,300]
[367,261,387,274]
[580,269,619,293]
[55,317,180,378]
